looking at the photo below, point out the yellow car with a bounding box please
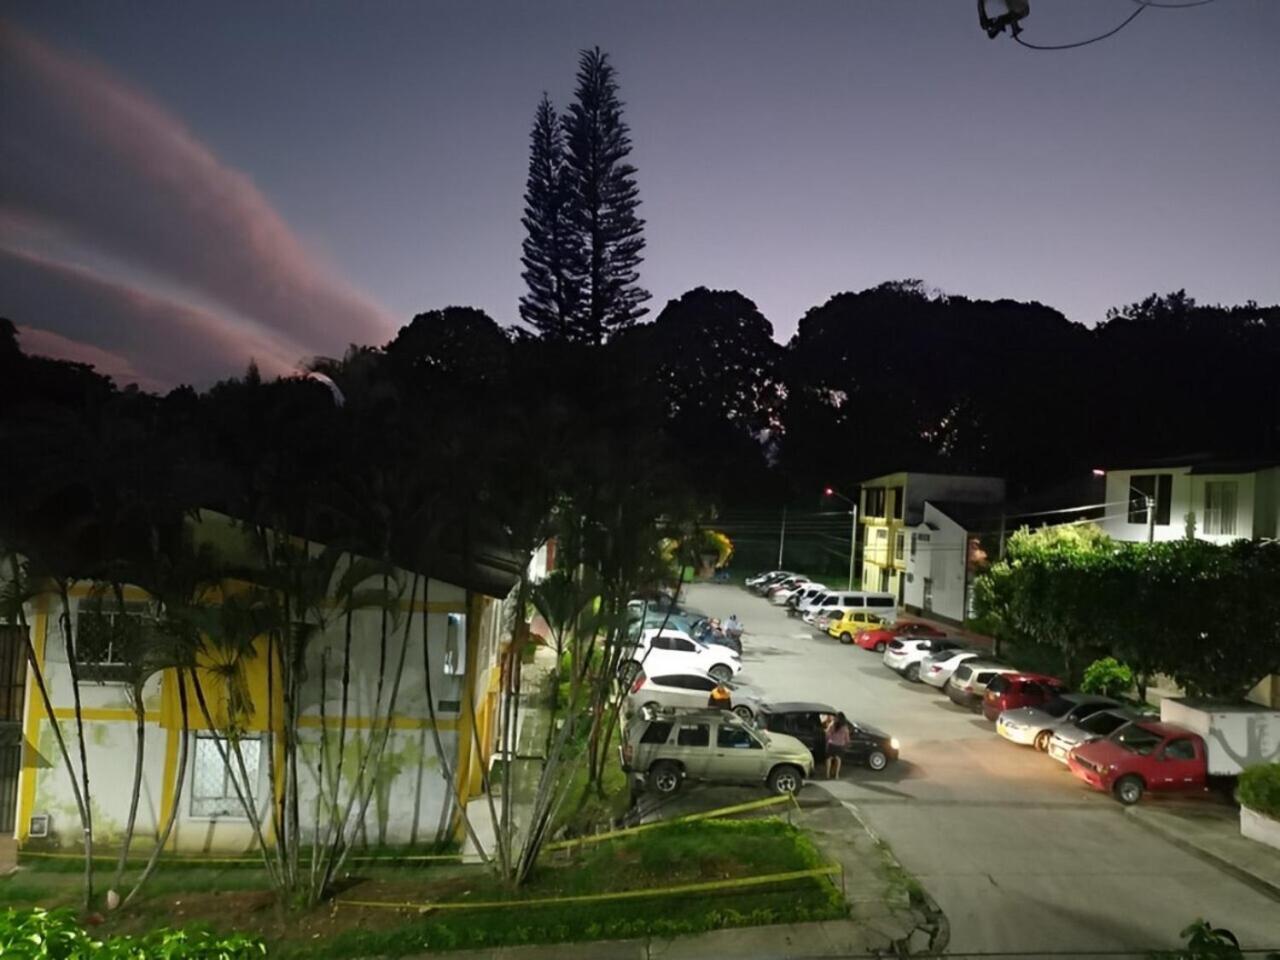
[828,610,887,645]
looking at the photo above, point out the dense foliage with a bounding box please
[975,526,1280,695]
[0,908,264,959]
[1237,764,1280,820]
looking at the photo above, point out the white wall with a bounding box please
[1101,467,1276,543]
[903,505,968,623]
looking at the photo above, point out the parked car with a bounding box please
[626,671,765,721]
[756,702,900,771]
[684,616,743,656]
[1047,708,1140,765]
[627,592,682,617]
[945,661,1018,709]
[855,620,946,653]
[828,610,887,644]
[883,637,967,681]
[996,693,1122,750]
[807,591,895,624]
[813,608,844,632]
[789,583,828,615]
[747,570,795,591]
[980,672,1068,721]
[769,578,815,605]
[1067,720,1208,804]
[621,628,741,684]
[628,611,695,639]
[621,709,813,795]
[920,649,980,688]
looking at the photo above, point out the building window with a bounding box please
[891,486,904,520]
[444,612,466,675]
[863,487,886,518]
[1127,474,1172,526]
[910,533,917,559]
[1202,481,1238,536]
[191,734,260,819]
[75,599,157,682]
[894,530,905,561]
[876,528,887,540]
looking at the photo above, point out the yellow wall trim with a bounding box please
[296,714,459,732]
[16,612,48,842]
[50,707,162,723]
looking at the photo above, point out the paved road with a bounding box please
[685,583,1280,957]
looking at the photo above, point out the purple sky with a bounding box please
[2,1,1278,389]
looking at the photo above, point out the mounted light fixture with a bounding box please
[978,0,1030,38]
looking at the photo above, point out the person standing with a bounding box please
[825,712,851,779]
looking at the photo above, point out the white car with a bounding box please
[769,580,816,605]
[1046,708,1139,764]
[625,671,766,721]
[746,569,795,589]
[996,694,1121,750]
[623,628,742,683]
[793,585,829,616]
[920,649,981,689]
[882,637,968,682]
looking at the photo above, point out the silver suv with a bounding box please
[620,709,813,796]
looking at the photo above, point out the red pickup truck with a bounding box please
[1067,720,1208,805]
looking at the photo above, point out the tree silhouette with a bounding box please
[562,47,649,343]
[520,95,581,340]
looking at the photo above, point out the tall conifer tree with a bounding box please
[519,94,580,339]
[562,47,649,343]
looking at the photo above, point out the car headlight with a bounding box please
[889,737,900,750]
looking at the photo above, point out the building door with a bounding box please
[0,626,28,835]
[879,568,890,592]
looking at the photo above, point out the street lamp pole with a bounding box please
[824,487,859,591]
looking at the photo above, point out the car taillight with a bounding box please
[928,666,940,674]
[630,673,645,694]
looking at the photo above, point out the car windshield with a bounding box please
[1040,697,1074,719]
[1112,726,1163,756]
[1080,711,1125,734]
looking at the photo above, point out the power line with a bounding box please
[1014,3,1147,50]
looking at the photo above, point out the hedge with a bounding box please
[1237,763,1280,820]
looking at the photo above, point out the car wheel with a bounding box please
[648,761,683,795]
[839,633,853,645]
[733,705,753,721]
[874,641,886,653]
[904,663,921,682]
[866,749,888,771]
[709,664,733,683]
[1034,730,1053,752]
[1114,775,1144,805]
[768,764,803,795]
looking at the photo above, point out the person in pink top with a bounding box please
[825,712,852,779]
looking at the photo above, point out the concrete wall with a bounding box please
[903,506,969,623]
[15,567,496,854]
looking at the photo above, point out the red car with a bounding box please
[1067,720,1208,805]
[854,621,945,653]
[981,672,1067,721]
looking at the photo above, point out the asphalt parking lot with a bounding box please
[682,582,1280,957]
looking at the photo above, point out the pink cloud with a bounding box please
[0,22,396,363]
[0,246,299,389]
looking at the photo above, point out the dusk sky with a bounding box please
[2,1,1278,390]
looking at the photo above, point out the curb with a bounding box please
[842,804,949,957]
[1125,807,1280,904]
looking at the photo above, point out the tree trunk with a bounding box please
[111,688,146,896]
[123,668,191,908]
[58,582,95,910]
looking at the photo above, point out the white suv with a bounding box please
[622,628,742,684]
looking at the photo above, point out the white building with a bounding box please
[901,500,1003,625]
[1099,458,1280,544]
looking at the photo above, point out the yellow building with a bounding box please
[1,509,524,856]
[858,472,1005,604]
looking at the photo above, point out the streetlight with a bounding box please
[824,487,858,591]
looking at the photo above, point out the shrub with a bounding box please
[1237,763,1280,820]
[0,907,266,959]
[1080,657,1134,699]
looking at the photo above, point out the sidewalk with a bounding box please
[1126,800,1280,902]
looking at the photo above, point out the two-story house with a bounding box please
[858,472,1005,604]
[1098,457,1280,543]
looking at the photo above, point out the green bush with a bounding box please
[1237,763,1280,819]
[0,907,266,959]
[1080,657,1134,698]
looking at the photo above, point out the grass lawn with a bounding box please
[2,818,844,957]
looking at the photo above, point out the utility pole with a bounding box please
[847,505,858,591]
[777,506,787,568]
[1146,495,1155,544]
[997,513,1007,560]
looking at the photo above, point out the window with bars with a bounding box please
[190,734,260,818]
[894,530,905,561]
[1202,481,1238,536]
[1127,474,1172,526]
[75,600,158,681]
